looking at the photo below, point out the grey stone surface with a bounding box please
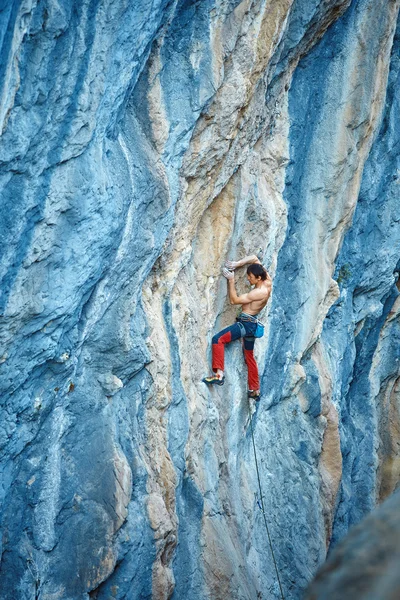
[0,1,399,599]
[306,489,400,600]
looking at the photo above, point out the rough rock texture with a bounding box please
[0,1,399,599]
[306,489,400,600]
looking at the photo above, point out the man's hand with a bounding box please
[225,260,239,270]
[222,267,235,280]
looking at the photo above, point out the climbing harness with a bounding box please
[247,402,285,600]
[237,312,265,338]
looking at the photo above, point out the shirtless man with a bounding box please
[202,254,272,400]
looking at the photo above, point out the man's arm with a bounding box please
[225,254,261,270]
[223,269,268,305]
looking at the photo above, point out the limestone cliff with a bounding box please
[0,1,399,599]
[306,489,400,599]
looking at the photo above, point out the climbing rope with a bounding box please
[247,402,285,600]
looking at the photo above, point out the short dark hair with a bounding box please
[247,263,267,280]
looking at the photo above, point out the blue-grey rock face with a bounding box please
[0,1,399,599]
[306,489,400,600]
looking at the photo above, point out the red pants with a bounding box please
[212,322,259,390]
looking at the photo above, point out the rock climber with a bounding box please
[202,254,272,401]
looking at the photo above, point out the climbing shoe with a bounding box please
[202,375,225,386]
[248,390,260,401]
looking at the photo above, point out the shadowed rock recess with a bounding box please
[0,1,399,599]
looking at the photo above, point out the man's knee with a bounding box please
[212,331,231,345]
[243,337,255,351]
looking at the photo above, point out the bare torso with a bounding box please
[241,279,272,315]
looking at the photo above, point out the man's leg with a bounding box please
[211,323,243,374]
[243,336,260,394]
